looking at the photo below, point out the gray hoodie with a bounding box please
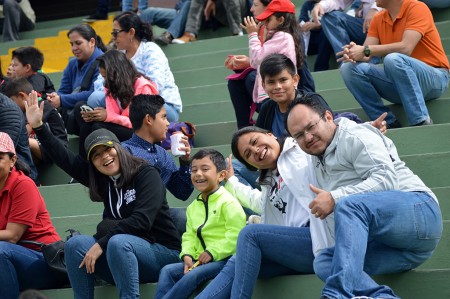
[312,117,437,204]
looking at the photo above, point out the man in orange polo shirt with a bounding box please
[338,0,449,129]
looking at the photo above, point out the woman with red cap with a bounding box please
[0,132,63,299]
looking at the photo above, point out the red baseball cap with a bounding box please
[0,132,16,155]
[256,0,296,22]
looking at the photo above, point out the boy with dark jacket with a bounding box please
[2,78,67,165]
[10,46,55,100]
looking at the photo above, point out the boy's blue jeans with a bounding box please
[155,259,228,299]
[196,224,315,299]
[315,191,442,299]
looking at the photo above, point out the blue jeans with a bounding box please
[340,53,450,125]
[155,260,228,299]
[122,0,147,12]
[86,91,179,122]
[196,224,315,299]
[0,241,62,299]
[87,90,106,108]
[314,191,442,299]
[321,11,366,56]
[140,1,191,38]
[65,234,180,299]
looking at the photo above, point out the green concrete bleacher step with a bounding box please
[163,35,248,58]
[40,266,450,299]
[179,83,229,104]
[169,47,248,72]
[338,97,450,124]
[173,66,232,89]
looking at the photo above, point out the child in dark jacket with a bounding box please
[10,46,55,99]
[2,78,67,165]
[155,149,246,299]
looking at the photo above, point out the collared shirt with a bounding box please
[122,134,193,201]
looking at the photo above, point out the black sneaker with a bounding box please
[155,31,174,46]
[82,14,108,22]
[386,120,402,129]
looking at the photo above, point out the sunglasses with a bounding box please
[111,29,126,38]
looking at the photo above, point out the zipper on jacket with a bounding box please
[196,197,209,250]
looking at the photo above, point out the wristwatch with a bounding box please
[364,45,371,57]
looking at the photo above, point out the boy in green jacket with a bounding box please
[155,149,246,299]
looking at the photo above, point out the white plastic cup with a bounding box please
[170,134,186,156]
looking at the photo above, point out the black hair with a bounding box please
[191,149,226,172]
[231,126,283,184]
[97,50,141,109]
[129,94,166,131]
[1,78,33,98]
[114,11,154,42]
[67,23,107,52]
[265,12,303,69]
[11,47,44,72]
[6,153,31,177]
[260,0,271,6]
[284,92,334,136]
[88,144,147,202]
[260,53,297,81]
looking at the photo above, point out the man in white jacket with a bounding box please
[285,93,442,299]
[0,0,35,42]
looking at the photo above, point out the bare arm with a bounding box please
[365,30,422,57]
[0,223,28,243]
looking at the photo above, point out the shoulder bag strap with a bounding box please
[80,60,99,92]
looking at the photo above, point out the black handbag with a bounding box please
[20,228,80,281]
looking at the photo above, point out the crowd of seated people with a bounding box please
[0,1,448,298]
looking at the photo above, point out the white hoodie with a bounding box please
[225,138,335,256]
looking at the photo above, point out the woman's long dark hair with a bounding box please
[87,144,147,202]
[231,126,283,185]
[67,23,107,53]
[114,11,153,42]
[265,12,303,69]
[97,50,141,109]
[8,153,30,177]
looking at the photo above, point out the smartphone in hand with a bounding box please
[80,104,94,112]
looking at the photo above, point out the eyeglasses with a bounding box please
[111,29,126,38]
[293,118,323,142]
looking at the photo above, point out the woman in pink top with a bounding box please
[75,50,157,157]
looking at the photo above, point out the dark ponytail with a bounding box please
[68,23,107,52]
[114,11,154,42]
[9,153,30,177]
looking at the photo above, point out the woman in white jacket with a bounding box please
[195,126,334,299]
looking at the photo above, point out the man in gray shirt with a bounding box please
[285,93,442,299]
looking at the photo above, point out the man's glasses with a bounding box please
[293,117,323,142]
[111,29,126,38]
